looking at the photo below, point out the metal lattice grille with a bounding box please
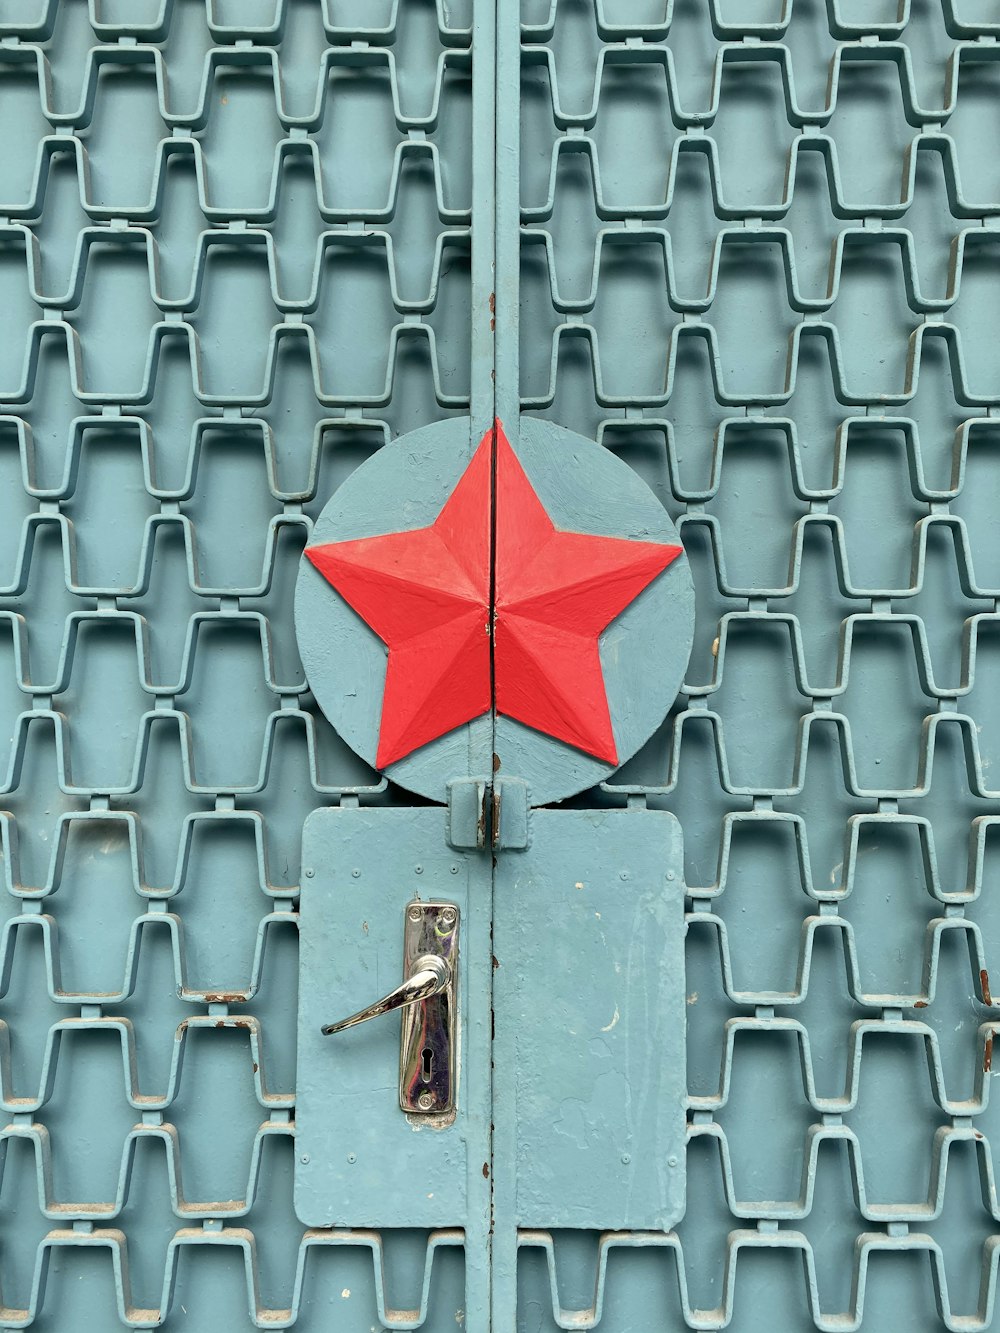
[0,0,475,1325]
[3,0,1000,1328]
[511,0,1000,1327]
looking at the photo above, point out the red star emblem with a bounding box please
[306,422,681,768]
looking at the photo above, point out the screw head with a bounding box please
[304,869,314,878]
[415,865,423,874]
[351,869,360,879]
[408,905,422,922]
[440,906,457,927]
[621,1153,631,1165]
[417,1091,435,1111]
[300,1154,310,1164]
[347,1153,357,1164]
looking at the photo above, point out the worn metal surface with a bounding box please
[492,0,1000,1327]
[296,807,489,1227]
[2,0,1000,1328]
[0,0,494,1326]
[493,808,687,1231]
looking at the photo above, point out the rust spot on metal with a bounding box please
[204,993,245,1004]
[492,954,499,969]
[252,1061,259,1074]
[985,1034,993,1074]
[482,1162,489,1179]
[982,969,993,1005]
[488,292,495,314]
[493,752,501,772]
[913,999,928,1008]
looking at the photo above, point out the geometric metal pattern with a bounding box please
[1,0,999,1328]
[0,0,479,1325]
[507,0,1000,1326]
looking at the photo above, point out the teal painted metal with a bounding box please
[493,808,686,1231]
[0,0,496,1326]
[1,0,1000,1329]
[493,0,1000,1328]
[296,806,492,1231]
[296,805,685,1230]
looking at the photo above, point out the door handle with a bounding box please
[321,954,450,1034]
[321,900,459,1116]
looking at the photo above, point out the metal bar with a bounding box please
[491,0,523,1322]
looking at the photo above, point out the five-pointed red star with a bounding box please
[305,421,681,768]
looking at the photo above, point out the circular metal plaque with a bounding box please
[295,417,694,806]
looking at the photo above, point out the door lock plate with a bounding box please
[400,901,458,1115]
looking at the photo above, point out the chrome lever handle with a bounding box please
[321,954,450,1036]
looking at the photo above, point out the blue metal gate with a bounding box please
[0,0,998,1328]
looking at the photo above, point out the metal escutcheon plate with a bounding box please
[400,901,459,1116]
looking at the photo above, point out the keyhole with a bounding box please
[421,1047,434,1083]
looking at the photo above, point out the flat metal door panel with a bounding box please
[493,808,686,1231]
[296,805,492,1229]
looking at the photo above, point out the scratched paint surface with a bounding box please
[493,808,686,1231]
[0,0,481,1326]
[505,0,1000,1327]
[2,0,1000,1329]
